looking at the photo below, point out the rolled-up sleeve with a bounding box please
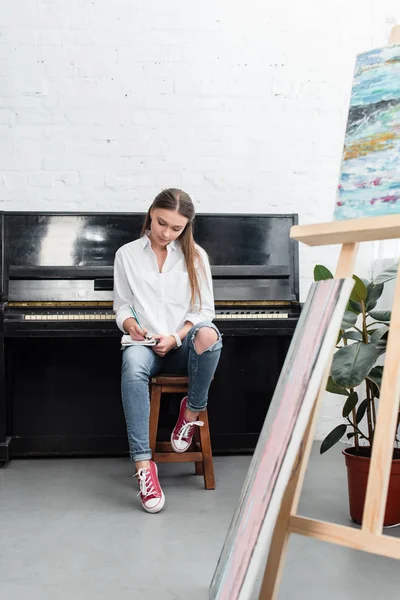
[113,251,133,333]
[185,247,215,326]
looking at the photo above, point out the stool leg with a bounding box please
[194,426,204,476]
[198,409,215,490]
[149,384,162,459]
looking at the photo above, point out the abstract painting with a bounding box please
[334,44,400,220]
[209,278,354,600]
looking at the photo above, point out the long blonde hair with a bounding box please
[141,188,204,308]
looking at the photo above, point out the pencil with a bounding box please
[129,305,149,338]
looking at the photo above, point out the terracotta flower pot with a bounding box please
[343,447,400,526]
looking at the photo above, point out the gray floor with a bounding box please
[0,444,399,600]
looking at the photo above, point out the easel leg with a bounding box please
[362,260,400,534]
[259,242,359,599]
[335,243,359,278]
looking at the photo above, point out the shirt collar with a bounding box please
[140,232,178,251]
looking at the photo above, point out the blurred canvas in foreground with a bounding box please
[209,278,354,600]
[334,45,400,220]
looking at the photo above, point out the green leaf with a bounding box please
[350,275,367,303]
[332,342,379,388]
[370,381,380,398]
[356,399,367,424]
[366,366,383,392]
[369,310,391,322]
[370,325,389,356]
[342,391,359,418]
[349,300,362,314]
[341,310,358,330]
[347,431,366,440]
[366,282,384,311]
[370,325,389,344]
[376,341,387,357]
[342,331,363,341]
[314,265,334,281]
[326,376,349,396]
[373,262,399,285]
[320,424,347,454]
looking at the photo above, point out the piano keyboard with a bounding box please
[216,311,288,320]
[24,313,115,321]
[23,311,289,321]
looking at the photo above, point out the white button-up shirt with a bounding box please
[113,233,215,335]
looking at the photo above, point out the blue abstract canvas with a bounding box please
[334,45,400,220]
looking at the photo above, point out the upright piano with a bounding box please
[0,212,300,464]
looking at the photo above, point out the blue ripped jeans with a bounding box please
[121,321,222,462]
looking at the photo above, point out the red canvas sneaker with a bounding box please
[134,460,165,513]
[171,396,204,453]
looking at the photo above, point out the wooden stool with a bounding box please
[149,375,215,490]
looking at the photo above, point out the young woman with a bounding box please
[113,188,222,513]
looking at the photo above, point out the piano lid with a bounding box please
[1,212,299,303]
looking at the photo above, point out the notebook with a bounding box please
[121,334,158,347]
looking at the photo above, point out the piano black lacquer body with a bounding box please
[0,212,300,464]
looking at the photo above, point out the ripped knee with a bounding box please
[193,326,219,355]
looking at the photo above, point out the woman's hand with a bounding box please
[123,317,148,341]
[152,334,176,357]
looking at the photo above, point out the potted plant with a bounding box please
[314,262,400,526]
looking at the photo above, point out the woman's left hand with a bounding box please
[152,334,176,357]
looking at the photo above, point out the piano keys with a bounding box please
[0,212,300,464]
[19,310,289,321]
[4,303,298,338]
[7,305,292,322]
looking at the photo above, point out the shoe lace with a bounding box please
[134,468,157,498]
[178,419,204,442]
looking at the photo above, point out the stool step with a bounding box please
[159,385,188,393]
[154,451,203,463]
[151,375,189,385]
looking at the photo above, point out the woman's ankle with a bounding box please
[136,459,151,471]
[185,407,199,422]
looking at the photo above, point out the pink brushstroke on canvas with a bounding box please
[218,282,340,599]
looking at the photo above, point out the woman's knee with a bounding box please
[122,347,154,381]
[192,324,221,354]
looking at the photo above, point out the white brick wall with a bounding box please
[1,0,400,438]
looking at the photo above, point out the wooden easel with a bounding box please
[259,26,400,599]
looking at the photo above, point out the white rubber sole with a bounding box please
[170,432,190,453]
[142,491,166,514]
